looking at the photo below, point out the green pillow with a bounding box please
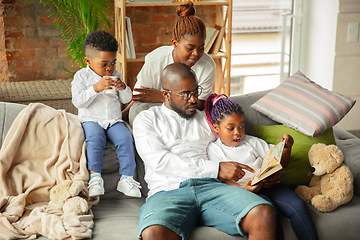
[254,125,336,189]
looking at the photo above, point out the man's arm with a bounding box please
[133,112,219,179]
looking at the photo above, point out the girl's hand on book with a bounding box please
[243,178,262,193]
[281,134,294,148]
[261,172,280,189]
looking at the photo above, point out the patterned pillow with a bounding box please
[251,71,356,137]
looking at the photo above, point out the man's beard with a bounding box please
[170,98,197,119]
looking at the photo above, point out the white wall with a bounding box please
[298,0,339,90]
[333,0,360,131]
[298,0,360,132]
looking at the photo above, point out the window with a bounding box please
[230,0,297,95]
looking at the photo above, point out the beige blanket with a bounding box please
[0,103,95,240]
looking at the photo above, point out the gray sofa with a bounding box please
[1,89,360,240]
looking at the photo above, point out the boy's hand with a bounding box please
[93,77,115,93]
[242,178,262,193]
[281,134,294,148]
[114,78,126,90]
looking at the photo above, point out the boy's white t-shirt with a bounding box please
[134,46,216,101]
[207,135,273,185]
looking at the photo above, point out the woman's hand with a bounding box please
[133,87,164,103]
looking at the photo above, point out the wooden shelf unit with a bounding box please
[114,0,232,95]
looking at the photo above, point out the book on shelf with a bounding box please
[125,21,131,58]
[125,17,136,59]
[210,24,225,54]
[204,26,219,53]
[251,140,285,186]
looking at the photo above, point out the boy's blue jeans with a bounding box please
[82,121,135,176]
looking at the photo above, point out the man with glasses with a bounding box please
[133,62,276,240]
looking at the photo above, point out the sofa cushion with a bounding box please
[254,125,336,189]
[308,194,360,240]
[251,71,355,137]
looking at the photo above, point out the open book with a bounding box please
[251,141,285,186]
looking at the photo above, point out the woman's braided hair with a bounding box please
[173,1,206,42]
[205,93,244,138]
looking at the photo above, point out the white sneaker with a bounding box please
[117,177,142,198]
[88,176,105,197]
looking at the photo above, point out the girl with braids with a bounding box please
[205,93,318,240]
[125,1,215,125]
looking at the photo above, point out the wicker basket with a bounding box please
[0,79,77,115]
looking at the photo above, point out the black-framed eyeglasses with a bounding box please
[164,86,203,101]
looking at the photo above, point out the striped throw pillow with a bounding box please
[251,71,356,137]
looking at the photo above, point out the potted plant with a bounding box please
[25,0,114,69]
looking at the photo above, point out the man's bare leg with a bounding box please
[240,204,276,240]
[141,225,181,240]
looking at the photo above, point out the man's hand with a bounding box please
[218,161,255,182]
[133,87,164,103]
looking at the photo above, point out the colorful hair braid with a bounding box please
[205,93,244,138]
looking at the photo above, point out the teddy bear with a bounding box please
[295,143,354,212]
[48,180,89,215]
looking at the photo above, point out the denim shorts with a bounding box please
[138,178,273,240]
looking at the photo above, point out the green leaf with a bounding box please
[25,0,114,73]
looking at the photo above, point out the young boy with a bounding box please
[71,30,141,198]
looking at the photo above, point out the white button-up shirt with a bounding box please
[71,66,132,129]
[133,104,219,197]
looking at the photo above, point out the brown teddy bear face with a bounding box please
[308,143,344,176]
[310,162,327,176]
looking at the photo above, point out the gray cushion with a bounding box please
[230,90,278,137]
[333,126,360,196]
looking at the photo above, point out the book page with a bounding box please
[260,140,285,173]
[251,141,285,185]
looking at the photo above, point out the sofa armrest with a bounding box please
[0,102,26,147]
[333,126,360,196]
